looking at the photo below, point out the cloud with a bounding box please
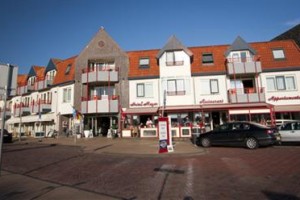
[285,18,300,26]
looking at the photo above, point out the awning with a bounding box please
[274,105,300,112]
[5,113,55,124]
[124,107,159,115]
[229,109,270,115]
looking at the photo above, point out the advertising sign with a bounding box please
[158,117,173,153]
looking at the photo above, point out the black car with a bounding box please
[197,121,280,149]
[1,129,13,143]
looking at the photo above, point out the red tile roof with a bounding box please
[32,66,46,81]
[127,39,300,78]
[52,56,76,85]
[17,74,28,86]
[127,49,160,78]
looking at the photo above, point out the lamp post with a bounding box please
[18,98,22,142]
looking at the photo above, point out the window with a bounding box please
[266,75,296,91]
[202,53,214,64]
[65,64,71,75]
[286,76,296,90]
[136,83,153,98]
[166,51,184,66]
[230,51,250,62]
[47,70,56,80]
[276,76,286,90]
[139,58,150,68]
[137,83,144,97]
[63,88,71,103]
[200,79,219,95]
[89,61,116,71]
[272,49,285,60]
[167,79,185,95]
[210,79,219,94]
[28,76,36,86]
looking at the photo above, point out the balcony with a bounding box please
[228,87,266,103]
[81,67,119,84]
[81,95,119,114]
[17,85,28,95]
[14,104,30,116]
[31,100,52,113]
[226,57,261,75]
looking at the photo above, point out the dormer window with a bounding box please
[65,64,71,75]
[166,51,184,66]
[139,58,150,68]
[202,53,214,64]
[28,77,36,86]
[272,49,285,60]
[47,70,56,80]
[229,51,251,63]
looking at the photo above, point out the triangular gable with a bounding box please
[156,35,193,59]
[28,66,36,78]
[224,36,256,56]
[45,58,59,74]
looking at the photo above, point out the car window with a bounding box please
[295,123,300,130]
[218,124,230,131]
[281,123,292,130]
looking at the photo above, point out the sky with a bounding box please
[1,0,300,74]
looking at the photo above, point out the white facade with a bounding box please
[129,79,159,108]
[261,71,300,106]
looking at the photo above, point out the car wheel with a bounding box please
[245,137,258,149]
[201,138,211,147]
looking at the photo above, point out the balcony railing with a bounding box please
[14,104,31,116]
[31,100,52,113]
[81,66,119,84]
[226,56,261,75]
[81,95,119,114]
[228,87,266,103]
[17,85,28,95]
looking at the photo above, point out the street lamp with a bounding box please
[16,98,22,142]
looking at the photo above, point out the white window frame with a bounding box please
[63,87,72,103]
[167,79,185,95]
[272,49,285,60]
[266,75,296,91]
[136,82,153,98]
[139,58,150,68]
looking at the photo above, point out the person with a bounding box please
[146,118,153,128]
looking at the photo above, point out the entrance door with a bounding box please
[212,112,220,128]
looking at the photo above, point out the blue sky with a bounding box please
[1,0,299,74]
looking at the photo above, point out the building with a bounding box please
[124,36,300,138]
[1,28,300,139]
[4,57,76,138]
[272,24,300,47]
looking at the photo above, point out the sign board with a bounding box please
[0,64,18,96]
[158,117,173,153]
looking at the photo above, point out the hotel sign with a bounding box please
[130,101,158,107]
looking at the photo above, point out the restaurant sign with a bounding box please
[268,96,300,102]
[199,99,224,104]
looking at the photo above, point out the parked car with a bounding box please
[278,121,300,142]
[197,121,280,149]
[266,119,298,127]
[1,129,13,143]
